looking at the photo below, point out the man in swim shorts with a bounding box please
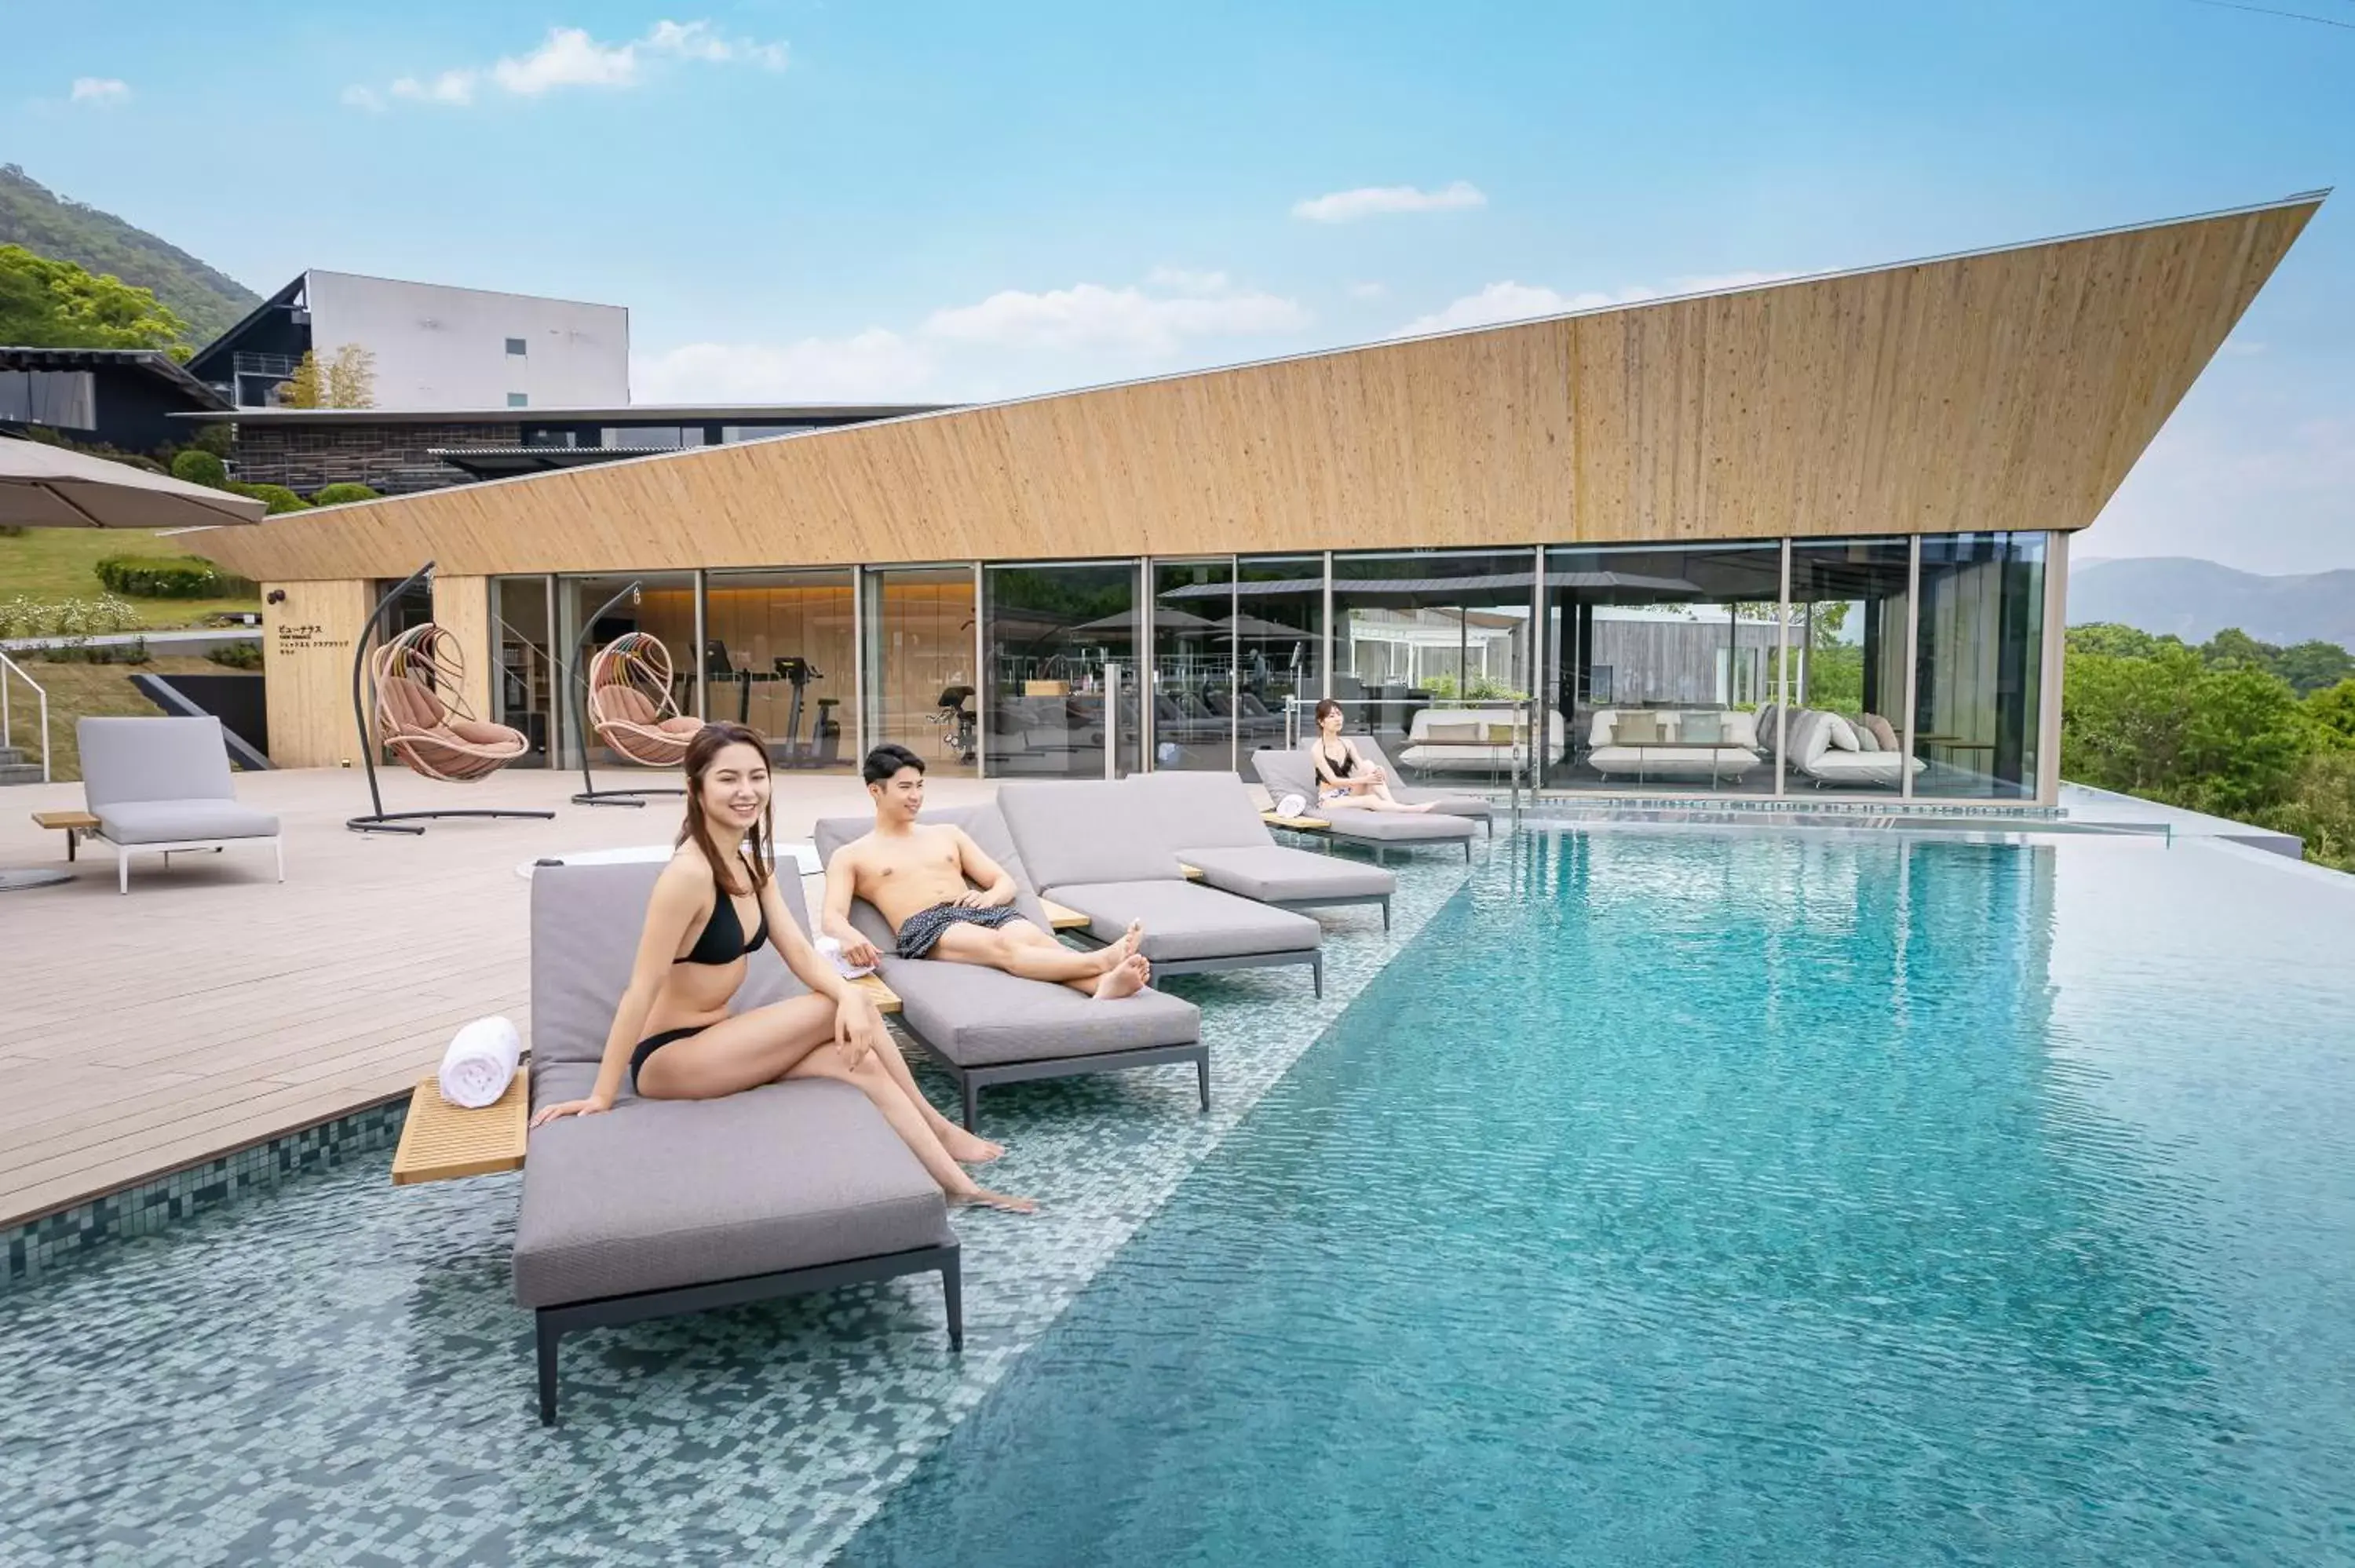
[822,744,1151,1000]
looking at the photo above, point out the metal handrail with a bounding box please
[0,651,50,783]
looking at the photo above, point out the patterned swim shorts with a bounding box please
[895,901,1022,959]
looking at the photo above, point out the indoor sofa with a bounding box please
[1584,707,1763,786]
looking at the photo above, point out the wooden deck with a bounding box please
[0,764,1002,1229]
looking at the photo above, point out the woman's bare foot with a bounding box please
[1408,800,1438,812]
[1112,920,1145,962]
[938,1125,1006,1164]
[952,1186,1039,1214]
[1092,952,1150,1000]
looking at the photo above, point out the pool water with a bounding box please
[842,832,2355,1565]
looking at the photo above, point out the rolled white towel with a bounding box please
[1276,792,1309,819]
[438,1015,522,1110]
[816,935,875,979]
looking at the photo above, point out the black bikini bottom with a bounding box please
[631,1025,706,1091]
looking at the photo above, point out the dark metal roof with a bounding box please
[183,276,305,381]
[429,445,688,476]
[0,346,232,411]
[170,402,953,425]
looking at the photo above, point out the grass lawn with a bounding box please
[5,655,229,782]
[0,527,260,629]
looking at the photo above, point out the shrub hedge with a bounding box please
[95,554,234,598]
[306,482,381,506]
[170,449,229,489]
[225,482,311,515]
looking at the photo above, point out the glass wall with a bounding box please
[1232,554,1324,753]
[1331,549,1538,787]
[491,575,554,766]
[704,568,856,769]
[983,562,1142,779]
[1151,559,1235,772]
[1783,539,1913,794]
[1543,544,1783,793]
[862,566,978,778]
[557,572,697,771]
[1914,533,2045,800]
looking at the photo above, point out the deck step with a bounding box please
[0,762,45,786]
[0,746,27,765]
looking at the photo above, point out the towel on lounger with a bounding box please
[438,1015,522,1109]
[816,935,875,979]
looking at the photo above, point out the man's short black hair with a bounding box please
[863,742,926,786]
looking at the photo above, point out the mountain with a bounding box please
[2069,556,2355,648]
[0,164,258,345]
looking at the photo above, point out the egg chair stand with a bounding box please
[572,581,702,807]
[348,562,557,836]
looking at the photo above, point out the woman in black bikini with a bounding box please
[1309,697,1435,812]
[529,721,1035,1213]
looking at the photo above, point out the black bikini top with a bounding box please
[677,857,769,965]
[1320,742,1356,778]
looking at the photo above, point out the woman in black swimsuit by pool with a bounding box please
[529,721,1035,1212]
[1309,698,1435,813]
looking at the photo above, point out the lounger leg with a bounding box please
[1195,1051,1210,1112]
[273,837,285,884]
[119,850,129,895]
[1463,839,1472,863]
[961,1076,979,1132]
[942,1255,964,1351]
[1311,953,1324,999]
[1381,896,1391,932]
[536,1315,560,1426]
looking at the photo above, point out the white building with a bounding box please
[188,270,629,412]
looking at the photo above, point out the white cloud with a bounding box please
[922,276,1309,355]
[1291,181,1485,223]
[633,330,935,403]
[1392,270,1799,337]
[70,78,130,108]
[350,20,784,109]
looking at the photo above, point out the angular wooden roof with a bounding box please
[194,194,2322,584]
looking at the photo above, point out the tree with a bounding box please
[0,243,187,348]
[2275,640,2355,697]
[2199,627,2274,670]
[2068,622,2178,661]
[2305,679,2355,748]
[170,449,228,489]
[323,342,376,409]
[275,342,377,409]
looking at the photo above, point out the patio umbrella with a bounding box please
[0,439,262,891]
[0,437,266,529]
[1218,611,1311,640]
[1072,604,1218,635]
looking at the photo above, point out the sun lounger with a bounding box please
[516,860,959,1425]
[76,716,283,893]
[995,779,1326,994]
[812,804,1206,1129]
[1249,749,1477,863]
[1334,735,1497,835]
[1126,769,1396,928]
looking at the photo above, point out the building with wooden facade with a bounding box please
[188,193,2322,805]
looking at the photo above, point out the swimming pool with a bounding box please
[842,831,2355,1565]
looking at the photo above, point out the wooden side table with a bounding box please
[32,810,100,862]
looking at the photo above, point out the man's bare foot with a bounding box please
[1093,952,1150,1001]
[952,1187,1039,1214]
[940,1125,1006,1164]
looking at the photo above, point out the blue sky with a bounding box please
[9,0,2352,571]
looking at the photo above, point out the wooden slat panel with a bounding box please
[431,574,494,722]
[187,200,2314,584]
[261,578,372,768]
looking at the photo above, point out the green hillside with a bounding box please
[0,164,258,345]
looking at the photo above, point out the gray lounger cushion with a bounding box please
[78,716,279,841]
[1052,878,1321,961]
[1128,769,1393,905]
[995,779,1184,890]
[93,798,280,844]
[1250,749,1475,843]
[1349,737,1495,820]
[1178,844,1393,904]
[517,860,951,1310]
[812,806,1201,1068]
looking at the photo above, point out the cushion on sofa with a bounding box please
[1680,712,1725,745]
[1722,709,1760,750]
[1823,714,1861,752]
[1861,713,1900,753]
[1616,712,1664,744]
[513,1077,952,1307]
[96,799,279,844]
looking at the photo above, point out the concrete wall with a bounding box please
[305,272,628,412]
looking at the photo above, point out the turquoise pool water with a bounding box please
[843,832,2355,1565]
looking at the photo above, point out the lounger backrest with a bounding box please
[1249,746,1316,804]
[995,779,1181,891]
[811,804,1054,944]
[1125,769,1272,850]
[78,716,235,808]
[530,859,812,1066]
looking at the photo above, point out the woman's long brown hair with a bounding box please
[678,722,775,895]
